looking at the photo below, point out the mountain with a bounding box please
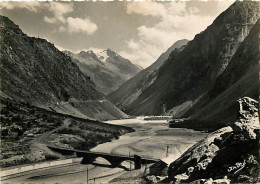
[64,49,142,95]
[0,15,128,120]
[109,2,259,129]
[173,19,260,130]
[108,39,189,110]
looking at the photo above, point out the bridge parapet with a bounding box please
[48,146,159,169]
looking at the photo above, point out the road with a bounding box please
[2,162,127,184]
[29,118,71,159]
[60,99,108,105]
[38,118,71,144]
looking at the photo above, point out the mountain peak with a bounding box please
[78,50,100,61]
[96,50,109,62]
[78,49,121,63]
[214,1,259,26]
[0,15,23,35]
[69,48,142,94]
[106,48,117,57]
[96,48,118,62]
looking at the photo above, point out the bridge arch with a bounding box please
[80,154,134,168]
[97,155,130,167]
[93,156,114,166]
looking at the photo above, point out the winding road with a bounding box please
[60,99,107,105]
[30,118,71,158]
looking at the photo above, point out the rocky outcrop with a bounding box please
[0,16,128,120]
[65,49,142,95]
[111,1,259,118]
[168,97,260,183]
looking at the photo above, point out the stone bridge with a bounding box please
[48,146,159,169]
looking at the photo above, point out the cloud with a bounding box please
[126,2,167,17]
[1,2,41,12]
[58,26,66,32]
[55,45,104,55]
[127,39,140,50]
[44,2,73,24]
[84,47,105,54]
[44,16,57,24]
[66,17,97,35]
[121,1,231,68]
[42,2,97,35]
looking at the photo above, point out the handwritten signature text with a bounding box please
[227,160,246,174]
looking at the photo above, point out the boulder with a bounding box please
[146,176,158,184]
[190,177,231,184]
[168,97,260,183]
[145,175,168,184]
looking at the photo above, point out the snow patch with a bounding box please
[97,50,109,62]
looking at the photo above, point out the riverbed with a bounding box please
[3,117,207,184]
[92,117,207,164]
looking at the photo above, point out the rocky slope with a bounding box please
[108,39,189,110]
[168,97,260,183]
[65,49,142,95]
[0,15,127,120]
[110,2,259,127]
[173,19,260,130]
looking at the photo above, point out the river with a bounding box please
[3,117,207,184]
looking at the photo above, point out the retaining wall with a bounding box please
[1,158,82,178]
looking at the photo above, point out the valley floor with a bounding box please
[2,117,208,184]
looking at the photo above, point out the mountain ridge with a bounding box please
[65,48,142,95]
[174,19,260,130]
[108,39,189,109]
[0,15,128,120]
[111,1,259,126]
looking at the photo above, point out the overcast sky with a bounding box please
[0,1,233,68]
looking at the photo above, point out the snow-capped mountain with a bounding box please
[65,49,142,95]
[96,50,110,62]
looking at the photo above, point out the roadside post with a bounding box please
[166,146,169,157]
[87,167,89,184]
[129,151,132,170]
[143,163,148,176]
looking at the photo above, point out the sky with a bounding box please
[0,1,233,68]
